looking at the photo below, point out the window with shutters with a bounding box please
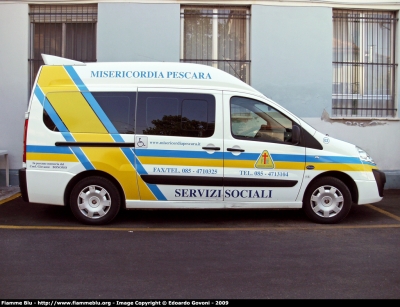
[181,6,250,84]
[332,9,397,117]
[29,4,97,89]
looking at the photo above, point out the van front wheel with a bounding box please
[303,177,352,224]
[70,176,121,225]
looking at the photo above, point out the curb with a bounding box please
[0,193,21,205]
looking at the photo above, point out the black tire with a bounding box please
[303,177,352,224]
[70,176,121,225]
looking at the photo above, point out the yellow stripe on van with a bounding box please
[79,146,140,200]
[312,163,365,172]
[46,92,108,133]
[72,133,114,143]
[138,157,222,167]
[137,176,158,200]
[72,134,140,200]
[38,66,78,93]
[224,160,305,170]
[26,153,79,162]
[363,164,378,171]
[37,66,146,201]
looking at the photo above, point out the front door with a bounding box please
[223,92,306,206]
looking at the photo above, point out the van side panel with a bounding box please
[26,66,143,203]
[27,171,73,206]
[134,89,223,202]
[21,58,385,225]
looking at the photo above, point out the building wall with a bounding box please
[305,118,400,188]
[251,5,333,118]
[0,3,29,186]
[0,1,399,188]
[97,3,180,62]
[251,4,400,188]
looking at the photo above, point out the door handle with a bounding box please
[227,147,245,152]
[202,146,221,151]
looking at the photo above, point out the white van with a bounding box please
[19,54,386,225]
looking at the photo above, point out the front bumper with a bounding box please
[372,169,386,197]
[18,168,29,202]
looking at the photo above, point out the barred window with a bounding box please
[29,4,97,88]
[332,9,397,117]
[181,7,250,84]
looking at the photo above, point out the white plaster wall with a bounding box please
[251,5,332,118]
[0,4,29,175]
[97,2,180,62]
[304,118,400,172]
[251,4,400,186]
[0,1,398,188]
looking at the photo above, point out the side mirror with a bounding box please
[292,125,301,145]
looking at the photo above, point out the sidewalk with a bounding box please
[0,186,21,202]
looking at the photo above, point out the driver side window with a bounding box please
[230,96,294,143]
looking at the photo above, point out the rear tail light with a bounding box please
[23,118,28,163]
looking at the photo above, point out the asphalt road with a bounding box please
[0,190,399,299]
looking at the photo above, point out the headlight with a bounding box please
[356,146,375,164]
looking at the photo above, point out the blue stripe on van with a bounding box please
[34,86,45,106]
[110,133,125,143]
[81,92,119,135]
[63,66,89,92]
[146,185,167,201]
[64,66,119,135]
[305,155,361,164]
[121,148,166,201]
[59,133,94,170]
[135,149,224,160]
[225,153,304,162]
[26,143,94,171]
[27,145,72,154]
[58,132,94,170]
[33,85,94,170]
[44,98,69,133]
[34,86,69,132]
[362,160,376,166]
[70,146,95,170]
[224,153,361,164]
[135,149,361,165]
[65,66,166,199]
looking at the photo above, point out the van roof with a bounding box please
[40,54,265,96]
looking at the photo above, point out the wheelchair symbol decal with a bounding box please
[135,136,148,148]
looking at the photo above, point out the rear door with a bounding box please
[223,92,306,205]
[134,89,224,203]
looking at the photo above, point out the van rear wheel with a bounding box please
[303,177,352,224]
[70,176,120,225]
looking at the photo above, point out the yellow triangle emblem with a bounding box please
[255,150,274,169]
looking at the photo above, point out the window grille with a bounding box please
[29,4,97,89]
[332,9,397,117]
[181,7,250,84]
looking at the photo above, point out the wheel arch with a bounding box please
[64,170,126,209]
[303,171,359,204]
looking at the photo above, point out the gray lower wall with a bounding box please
[97,3,180,62]
[0,170,19,187]
[384,171,400,189]
[0,3,29,178]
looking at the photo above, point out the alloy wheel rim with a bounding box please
[310,185,344,218]
[77,185,111,219]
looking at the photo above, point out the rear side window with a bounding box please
[136,92,215,137]
[43,91,136,134]
[92,92,136,134]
